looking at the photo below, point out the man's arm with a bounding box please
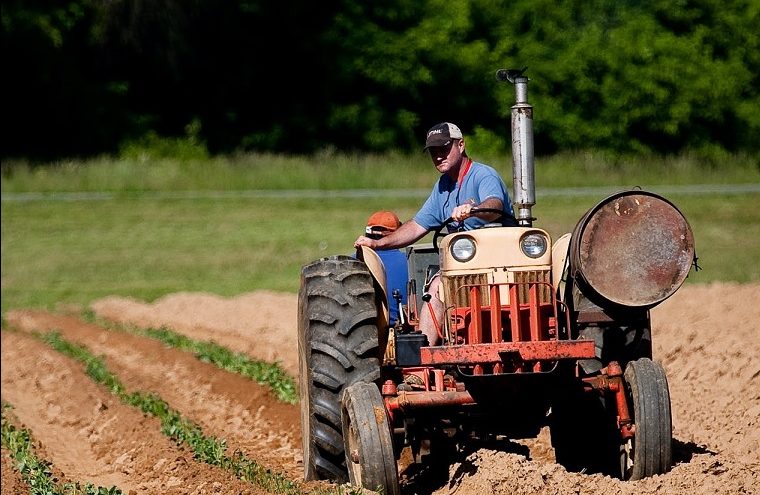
[354,220,428,250]
[451,197,504,222]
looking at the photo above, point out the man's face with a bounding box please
[428,139,463,175]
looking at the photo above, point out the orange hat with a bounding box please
[365,210,401,236]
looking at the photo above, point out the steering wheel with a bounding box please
[432,208,516,249]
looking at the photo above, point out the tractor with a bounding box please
[298,68,696,494]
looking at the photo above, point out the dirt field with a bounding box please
[2,283,758,494]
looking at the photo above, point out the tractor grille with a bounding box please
[513,270,552,304]
[444,273,489,308]
[443,270,552,307]
[426,268,586,376]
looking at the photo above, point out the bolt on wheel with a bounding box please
[341,382,400,495]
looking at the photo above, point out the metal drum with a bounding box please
[569,190,695,309]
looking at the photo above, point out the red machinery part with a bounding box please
[420,340,596,365]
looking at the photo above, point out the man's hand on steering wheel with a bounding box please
[432,207,515,248]
[451,203,510,223]
[450,203,475,222]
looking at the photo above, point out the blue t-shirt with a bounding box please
[413,161,514,232]
[377,249,408,326]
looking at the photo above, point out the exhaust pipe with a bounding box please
[497,68,535,227]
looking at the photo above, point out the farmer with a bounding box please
[363,210,409,327]
[355,122,515,346]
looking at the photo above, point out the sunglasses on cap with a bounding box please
[365,225,394,235]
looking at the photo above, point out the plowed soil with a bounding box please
[2,283,759,495]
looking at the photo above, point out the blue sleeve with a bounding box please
[475,165,514,216]
[477,166,509,204]
[413,183,444,230]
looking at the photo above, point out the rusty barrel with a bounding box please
[569,190,695,309]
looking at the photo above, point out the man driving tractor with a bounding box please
[355,122,516,345]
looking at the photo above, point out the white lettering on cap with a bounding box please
[427,129,444,138]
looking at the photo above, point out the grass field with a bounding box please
[2,152,759,313]
[2,150,759,192]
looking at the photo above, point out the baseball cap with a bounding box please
[365,210,402,236]
[424,122,463,150]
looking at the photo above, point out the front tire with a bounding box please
[341,382,400,495]
[298,256,382,482]
[622,358,672,480]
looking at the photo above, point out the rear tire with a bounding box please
[298,256,382,482]
[622,358,672,480]
[341,382,400,495]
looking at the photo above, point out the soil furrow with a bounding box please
[91,292,299,378]
[650,283,760,457]
[0,331,264,495]
[4,310,303,480]
[4,284,759,495]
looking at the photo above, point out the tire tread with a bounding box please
[299,256,381,482]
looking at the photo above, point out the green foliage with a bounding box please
[3,0,759,158]
[1,402,122,495]
[119,119,210,162]
[81,315,298,403]
[2,150,757,194]
[306,0,760,154]
[481,0,760,154]
[467,126,509,159]
[141,327,297,403]
[0,410,57,495]
[40,332,125,395]
[37,332,309,494]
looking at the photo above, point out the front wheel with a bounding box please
[341,382,400,495]
[622,358,673,480]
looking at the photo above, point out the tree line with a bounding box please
[2,0,758,161]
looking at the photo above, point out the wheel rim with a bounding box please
[621,437,634,479]
[341,382,399,495]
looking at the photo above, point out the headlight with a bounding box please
[450,236,476,262]
[520,232,548,258]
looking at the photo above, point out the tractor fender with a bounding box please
[552,233,572,303]
[356,246,390,331]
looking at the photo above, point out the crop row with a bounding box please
[83,310,298,404]
[1,323,361,495]
[1,402,121,495]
